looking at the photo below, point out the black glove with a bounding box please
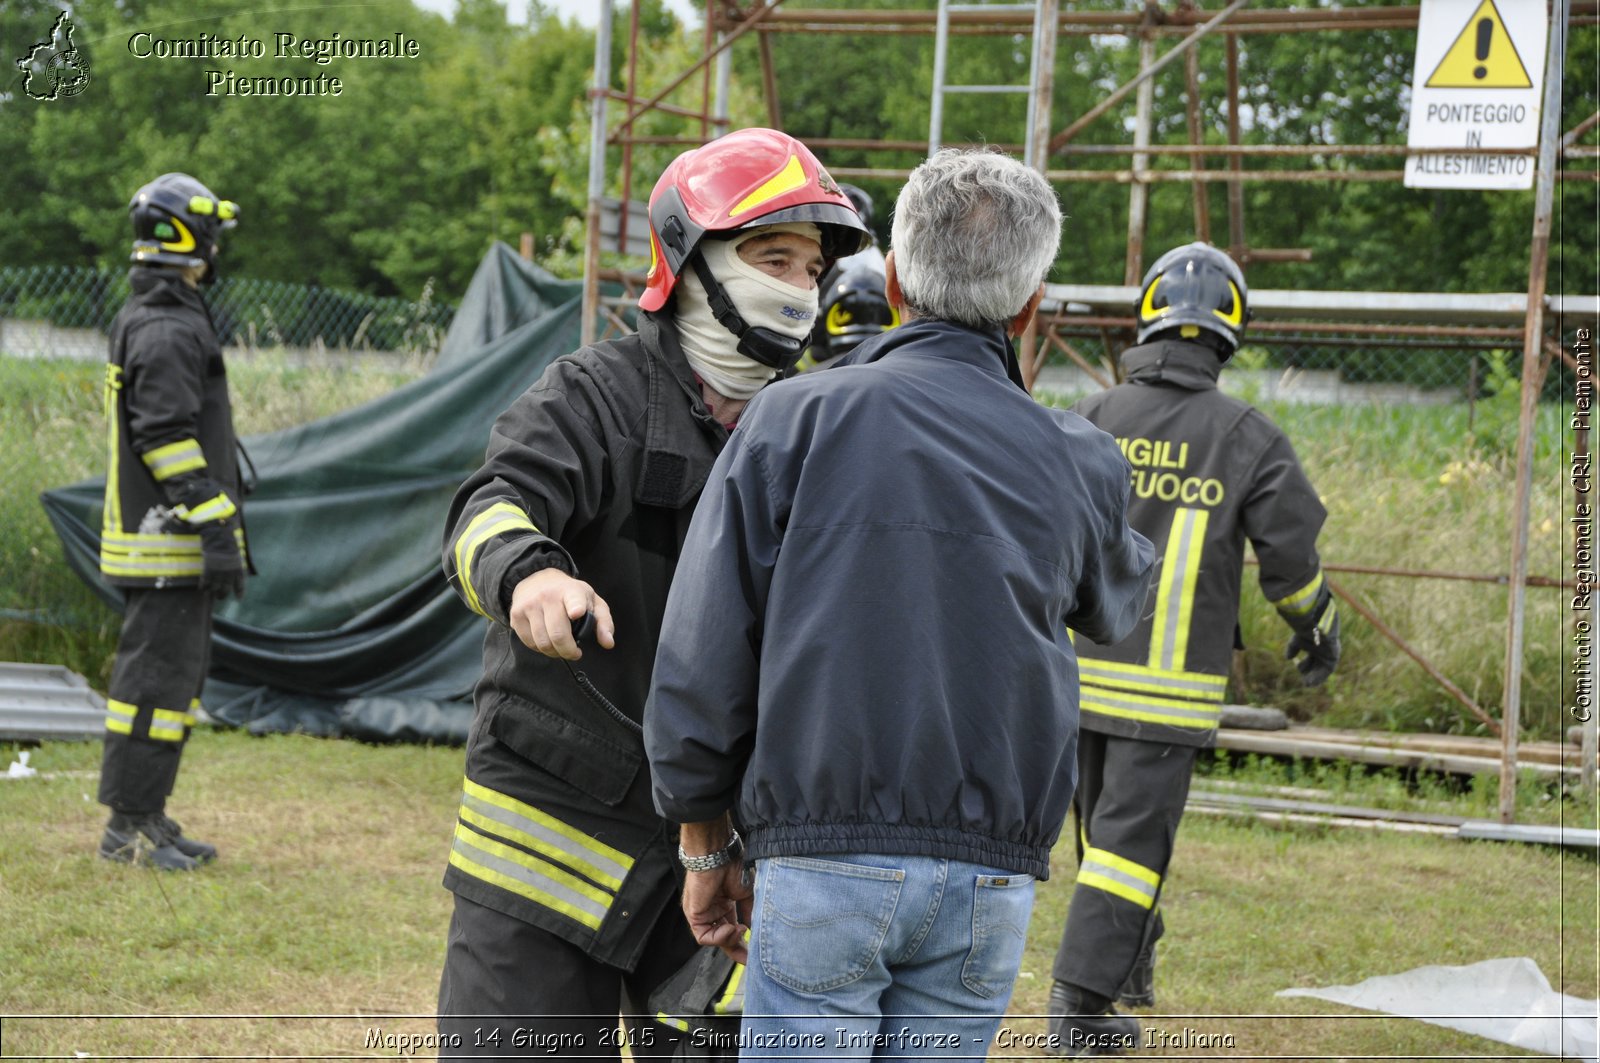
[197,520,246,600]
[1285,605,1340,686]
[163,475,245,600]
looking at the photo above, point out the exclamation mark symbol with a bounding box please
[1473,17,1492,79]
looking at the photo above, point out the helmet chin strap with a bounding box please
[687,251,805,371]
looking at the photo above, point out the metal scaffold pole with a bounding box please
[583,0,614,349]
[1500,0,1570,823]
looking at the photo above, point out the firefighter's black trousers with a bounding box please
[437,891,700,1060]
[98,588,212,814]
[1053,731,1198,999]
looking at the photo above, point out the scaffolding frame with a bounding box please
[583,0,1600,821]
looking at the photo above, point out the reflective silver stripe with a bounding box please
[141,439,207,481]
[461,789,631,890]
[453,502,539,617]
[1275,570,1325,617]
[714,964,746,1015]
[449,825,611,931]
[101,563,204,577]
[1152,508,1206,672]
[101,532,205,578]
[178,493,237,524]
[100,551,205,578]
[1078,848,1159,909]
[106,699,137,735]
[1081,683,1221,729]
[1078,659,1226,700]
[104,364,124,531]
[104,531,201,546]
[149,708,188,742]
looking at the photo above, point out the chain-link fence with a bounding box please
[0,266,456,361]
[1033,320,1577,407]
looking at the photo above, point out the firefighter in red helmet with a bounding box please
[435,128,867,1056]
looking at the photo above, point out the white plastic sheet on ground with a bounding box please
[1278,957,1598,1061]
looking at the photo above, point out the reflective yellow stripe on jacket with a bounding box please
[1079,658,1226,703]
[1081,506,1226,732]
[100,530,204,580]
[1080,683,1224,730]
[103,364,124,534]
[714,963,746,1015]
[176,492,237,525]
[448,778,635,932]
[1148,507,1209,673]
[1274,569,1324,618]
[453,502,540,617]
[140,438,207,482]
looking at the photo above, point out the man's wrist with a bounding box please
[678,826,742,872]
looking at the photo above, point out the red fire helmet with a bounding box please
[639,128,871,313]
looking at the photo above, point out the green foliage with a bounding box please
[0,0,700,297]
[1229,400,1564,742]
[1468,349,1526,457]
[2,1,1592,306]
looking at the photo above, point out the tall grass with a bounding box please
[1241,400,1565,740]
[0,351,430,687]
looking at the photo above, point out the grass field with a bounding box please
[1,730,1593,1058]
[1,353,1571,743]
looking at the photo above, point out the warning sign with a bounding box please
[1405,0,1548,190]
[1425,0,1533,88]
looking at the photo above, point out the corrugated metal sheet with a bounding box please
[0,662,105,741]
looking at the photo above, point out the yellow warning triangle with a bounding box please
[1426,0,1532,88]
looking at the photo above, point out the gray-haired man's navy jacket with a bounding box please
[645,317,1155,880]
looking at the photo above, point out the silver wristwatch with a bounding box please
[678,827,742,872]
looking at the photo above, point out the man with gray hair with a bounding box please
[644,148,1154,1054]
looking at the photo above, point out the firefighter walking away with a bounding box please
[1048,243,1339,1056]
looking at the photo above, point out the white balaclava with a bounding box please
[674,222,822,400]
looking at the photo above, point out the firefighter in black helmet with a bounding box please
[97,173,248,871]
[1047,243,1338,1056]
[795,183,894,371]
[795,262,900,371]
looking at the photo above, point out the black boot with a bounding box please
[1117,942,1156,1009]
[1047,981,1141,1057]
[156,814,217,863]
[99,812,200,871]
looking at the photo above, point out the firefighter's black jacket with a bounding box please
[1071,339,1328,748]
[100,268,246,588]
[440,310,728,970]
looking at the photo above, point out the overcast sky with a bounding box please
[411,0,701,30]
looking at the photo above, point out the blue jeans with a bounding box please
[740,853,1035,1060]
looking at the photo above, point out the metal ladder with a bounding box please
[929,0,1056,168]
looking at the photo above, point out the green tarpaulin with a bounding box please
[41,243,596,743]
